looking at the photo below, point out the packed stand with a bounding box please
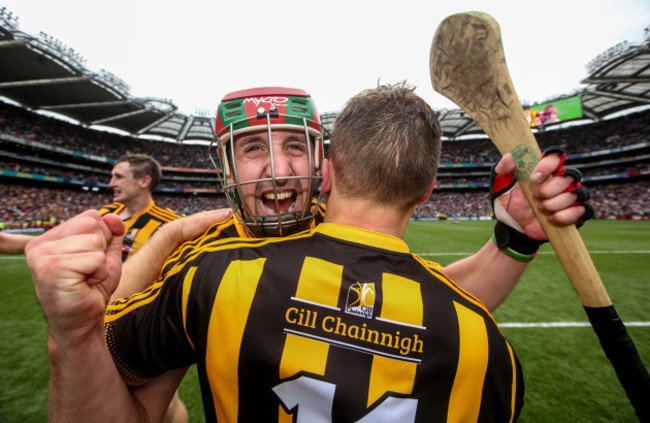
[0,183,229,230]
[412,180,650,220]
[0,101,211,169]
[1,101,649,229]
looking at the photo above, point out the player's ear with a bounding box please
[140,174,152,189]
[321,159,332,196]
[417,180,436,205]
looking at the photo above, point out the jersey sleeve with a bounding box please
[104,267,196,385]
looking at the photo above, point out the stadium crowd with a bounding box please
[1,159,219,190]
[3,178,648,229]
[0,183,108,230]
[414,190,492,219]
[590,180,650,220]
[3,101,649,168]
[1,101,649,229]
[0,102,212,169]
[412,181,650,220]
[0,183,228,230]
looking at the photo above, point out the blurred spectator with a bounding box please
[0,183,228,228]
[1,100,649,227]
[414,191,492,219]
[590,181,650,220]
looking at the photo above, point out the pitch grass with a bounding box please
[1,220,648,422]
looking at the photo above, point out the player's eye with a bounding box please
[244,145,262,153]
[238,141,268,158]
[286,142,308,156]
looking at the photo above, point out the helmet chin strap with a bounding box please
[243,212,313,237]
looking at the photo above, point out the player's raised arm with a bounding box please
[25,210,150,422]
[444,151,592,311]
[27,210,125,337]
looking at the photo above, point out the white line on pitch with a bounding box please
[416,251,650,256]
[499,322,650,328]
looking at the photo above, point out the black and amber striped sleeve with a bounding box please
[105,264,197,384]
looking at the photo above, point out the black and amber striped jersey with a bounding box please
[106,223,523,422]
[98,200,182,262]
[157,198,326,276]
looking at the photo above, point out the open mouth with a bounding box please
[261,190,297,215]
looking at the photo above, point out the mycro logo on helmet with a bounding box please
[243,96,289,108]
[345,282,375,319]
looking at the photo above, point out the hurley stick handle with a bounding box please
[429,11,610,307]
[430,14,650,421]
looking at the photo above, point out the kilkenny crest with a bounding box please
[345,282,375,319]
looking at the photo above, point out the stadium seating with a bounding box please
[1,101,649,230]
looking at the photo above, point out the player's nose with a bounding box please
[267,150,292,178]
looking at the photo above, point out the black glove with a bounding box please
[542,146,594,228]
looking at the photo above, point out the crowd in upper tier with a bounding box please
[1,101,649,228]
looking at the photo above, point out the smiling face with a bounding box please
[211,87,326,236]
[109,161,146,204]
[228,128,317,220]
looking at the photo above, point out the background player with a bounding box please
[98,152,187,422]
[99,153,183,262]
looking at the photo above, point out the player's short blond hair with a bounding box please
[329,83,441,210]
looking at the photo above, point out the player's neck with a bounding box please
[323,192,413,239]
[120,194,153,219]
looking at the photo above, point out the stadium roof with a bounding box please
[0,11,215,143]
[435,37,650,139]
[1,9,648,142]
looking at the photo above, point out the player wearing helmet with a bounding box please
[109,88,330,298]
[211,87,326,237]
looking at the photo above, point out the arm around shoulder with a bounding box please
[113,208,232,301]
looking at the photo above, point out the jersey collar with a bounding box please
[315,223,410,254]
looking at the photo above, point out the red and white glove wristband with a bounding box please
[490,169,545,262]
[490,146,594,262]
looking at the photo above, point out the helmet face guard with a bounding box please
[209,87,327,237]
